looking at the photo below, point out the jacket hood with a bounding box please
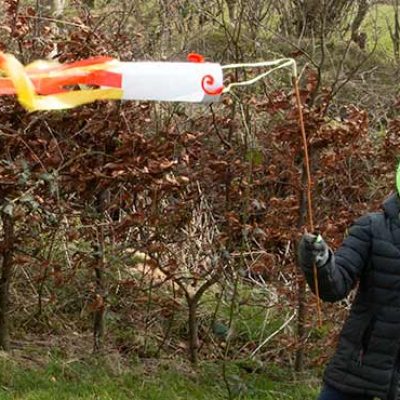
[382,192,400,219]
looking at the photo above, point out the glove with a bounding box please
[298,233,330,269]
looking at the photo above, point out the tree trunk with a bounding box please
[0,214,14,351]
[83,0,95,8]
[39,0,66,17]
[36,0,66,40]
[187,297,199,366]
[295,278,307,371]
[225,0,237,22]
[351,0,370,49]
[93,227,106,353]
[293,0,322,37]
[389,0,400,62]
[184,274,220,366]
[290,0,353,37]
[52,0,65,17]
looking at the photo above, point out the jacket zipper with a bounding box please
[387,349,400,400]
[358,316,375,366]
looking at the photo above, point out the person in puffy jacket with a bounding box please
[298,191,400,400]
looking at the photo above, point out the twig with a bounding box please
[293,76,322,327]
[250,312,296,358]
[209,104,232,148]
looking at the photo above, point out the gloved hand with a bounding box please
[298,233,330,269]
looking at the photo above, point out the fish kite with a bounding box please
[0,51,297,111]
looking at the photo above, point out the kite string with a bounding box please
[221,58,296,93]
[223,58,322,327]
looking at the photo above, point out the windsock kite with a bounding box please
[0,50,322,324]
[0,51,297,111]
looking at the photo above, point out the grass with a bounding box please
[0,354,319,400]
[202,284,288,345]
[365,4,397,59]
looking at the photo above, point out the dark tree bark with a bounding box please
[294,0,322,37]
[389,0,400,62]
[92,230,106,353]
[351,0,371,49]
[39,0,66,17]
[225,0,237,22]
[184,273,220,366]
[0,213,14,351]
[278,0,355,38]
[83,0,95,8]
[187,297,199,365]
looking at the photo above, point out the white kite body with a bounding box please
[111,62,223,103]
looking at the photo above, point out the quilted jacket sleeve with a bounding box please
[302,214,372,302]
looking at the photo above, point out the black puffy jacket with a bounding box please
[302,193,400,400]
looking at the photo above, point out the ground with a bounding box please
[0,350,319,399]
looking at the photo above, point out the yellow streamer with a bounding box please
[0,52,123,111]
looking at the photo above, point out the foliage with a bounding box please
[0,0,398,386]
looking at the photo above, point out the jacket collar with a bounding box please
[382,192,400,220]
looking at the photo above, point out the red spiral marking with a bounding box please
[201,74,223,96]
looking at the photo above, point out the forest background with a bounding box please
[0,0,399,399]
